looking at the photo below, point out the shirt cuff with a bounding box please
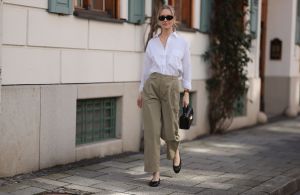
[182,80,191,90]
[139,84,144,92]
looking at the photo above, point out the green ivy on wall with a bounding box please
[203,0,252,134]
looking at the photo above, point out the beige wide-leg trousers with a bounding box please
[143,72,180,172]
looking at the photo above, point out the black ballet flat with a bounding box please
[149,179,160,187]
[173,158,182,174]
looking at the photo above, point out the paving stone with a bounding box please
[42,173,71,180]
[0,193,11,195]
[93,191,129,195]
[116,156,144,163]
[91,181,139,193]
[191,175,216,183]
[165,177,201,187]
[125,186,176,195]
[226,178,264,187]
[162,184,205,194]
[58,176,102,186]
[241,190,269,195]
[79,163,109,171]
[94,172,136,183]
[228,185,252,194]
[100,167,130,174]
[65,184,103,193]
[247,175,272,182]
[101,161,138,169]
[21,180,58,191]
[65,168,107,178]
[127,165,145,173]
[0,183,29,193]
[198,189,239,195]
[9,187,46,195]
[33,177,69,187]
[195,182,234,190]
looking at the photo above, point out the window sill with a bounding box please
[74,8,125,24]
[177,26,198,33]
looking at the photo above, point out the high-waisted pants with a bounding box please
[143,72,180,172]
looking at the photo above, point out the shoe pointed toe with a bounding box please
[149,179,160,187]
[173,159,182,174]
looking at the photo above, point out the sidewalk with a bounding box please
[0,116,300,195]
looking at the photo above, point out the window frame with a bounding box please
[167,0,196,32]
[73,0,124,23]
[76,97,118,145]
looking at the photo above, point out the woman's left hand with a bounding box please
[182,92,189,107]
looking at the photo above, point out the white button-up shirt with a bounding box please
[139,32,192,92]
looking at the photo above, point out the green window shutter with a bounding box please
[200,0,213,33]
[250,0,258,39]
[296,0,300,44]
[128,0,145,24]
[48,0,73,15]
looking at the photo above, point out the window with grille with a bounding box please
[74,0,120,20]
[167,0,193,29]
[76,98,117,145]
[233,94,247,117]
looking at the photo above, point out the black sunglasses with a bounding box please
[158,15,174,21]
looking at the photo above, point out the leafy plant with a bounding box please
[203,0,252,133]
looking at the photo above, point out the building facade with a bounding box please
[0,0,298,177]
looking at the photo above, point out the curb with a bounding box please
[271,176,300,195]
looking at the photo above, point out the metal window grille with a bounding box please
[76,97,116,145]
[233,94,247,117]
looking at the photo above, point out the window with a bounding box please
[74,0,121,21]
[233,94,247,117]
[76,98,117,145]
[250,0,258,38]
[168,0,193,29]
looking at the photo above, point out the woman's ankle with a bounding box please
[152,172,160,180]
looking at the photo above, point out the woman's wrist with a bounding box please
[183,89,189,94]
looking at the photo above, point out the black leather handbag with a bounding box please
[179,105,193,130]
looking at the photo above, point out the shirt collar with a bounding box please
[154,31,178,38]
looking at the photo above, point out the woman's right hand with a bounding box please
[137,92,143,108]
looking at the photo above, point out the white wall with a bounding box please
[193,0,200,29]
[1,2,146,85]
[265,0,297,77]
[1,1,213,86]
[0,0,3,107]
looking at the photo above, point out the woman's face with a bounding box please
[159,8,174,31]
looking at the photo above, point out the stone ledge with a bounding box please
[270,176,300,195]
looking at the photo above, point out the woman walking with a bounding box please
[137,5,192,187]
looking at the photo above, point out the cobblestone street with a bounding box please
[0,117,300,195]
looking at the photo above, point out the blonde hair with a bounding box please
[145,5,177,50]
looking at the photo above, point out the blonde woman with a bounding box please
[137,5,191,187]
